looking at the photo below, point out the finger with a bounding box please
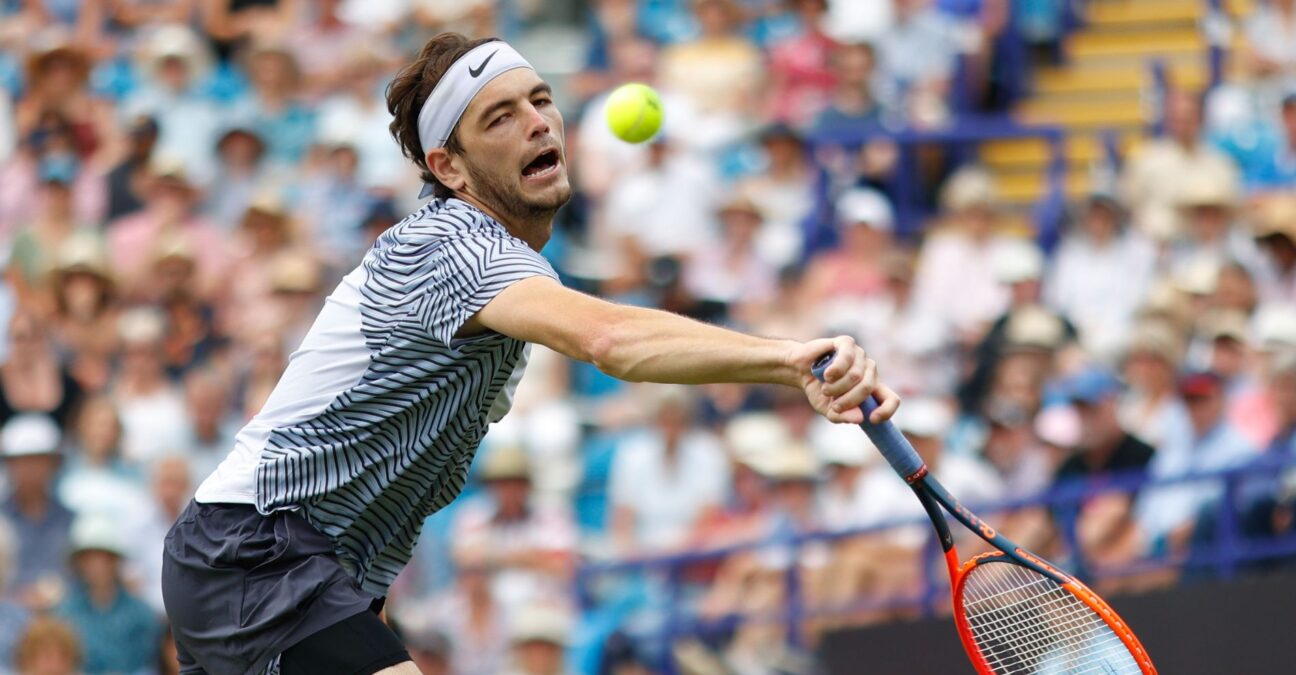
[833,359,877,412]
[824,402,863,425]
[824,352,867,399]
[868,383,902,424]
[823,336,857,382]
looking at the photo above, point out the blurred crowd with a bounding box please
[0,0,1294,674]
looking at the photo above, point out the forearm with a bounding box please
[588,304,800,388]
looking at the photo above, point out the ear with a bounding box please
[425,147,467,193]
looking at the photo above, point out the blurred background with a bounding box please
[0,0,1295,673]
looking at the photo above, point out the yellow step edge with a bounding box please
[995,172,1094,203]
[1088,3,1204,26]
[1069,33,1207,59]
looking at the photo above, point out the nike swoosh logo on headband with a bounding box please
[468,50,499,78]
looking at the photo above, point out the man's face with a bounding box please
[1185,391,1224,436]
[448,68,570,225]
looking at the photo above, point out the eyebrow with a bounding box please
[476,82,553,126]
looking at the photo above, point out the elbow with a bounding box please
[583,316,639,381]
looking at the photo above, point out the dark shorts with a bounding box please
[161,500,405,675]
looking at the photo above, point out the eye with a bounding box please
[533,97,552,108]
[489,113,510,128]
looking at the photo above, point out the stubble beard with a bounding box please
[464,155,571,227]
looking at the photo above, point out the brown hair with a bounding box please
[387,33,500,199]
[15,617,82,672]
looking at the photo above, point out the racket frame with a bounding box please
[808,353,1155,673]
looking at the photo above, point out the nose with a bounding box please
[522,101,551,140]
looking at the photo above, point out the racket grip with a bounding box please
[811,352,925,480]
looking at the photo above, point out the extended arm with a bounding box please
[465,276,899,424]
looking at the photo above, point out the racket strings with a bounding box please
[960,562,1142,674]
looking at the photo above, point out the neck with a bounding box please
[13,491,49,519]
[453,194,553,251]
[87,581,117,609]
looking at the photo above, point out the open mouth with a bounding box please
[522,149,560,179]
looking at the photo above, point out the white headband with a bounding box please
[416,41,534,198]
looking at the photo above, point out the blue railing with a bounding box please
[575,452,1296,671]
[804,118,1068,242]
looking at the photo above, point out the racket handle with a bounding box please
[811,352,925,480]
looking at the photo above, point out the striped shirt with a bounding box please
[194,198,558,594]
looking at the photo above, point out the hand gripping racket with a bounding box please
[813,354,1156,674]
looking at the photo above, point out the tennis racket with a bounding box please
[812,354,1156,674]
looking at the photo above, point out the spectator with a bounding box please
[202,0,301,63]
[227,45,317,168]
[912,166,1013,343]
[111,308,189,466]
[811,416,871,529]
[766,0,838,127]
[0,118,105,243]
[398,551,509,675]
[12,617,80,675]
[223,194,300,339]
[1196,310,1254,395]
[1055,369,1156,480]
[1136,372,1258,556]
[574,35,665,205]
[0,311,83,428]
[102,115,157,222]
[1119,320,1193,452]
[658,0,763,147]
[609,385,730,553]
[1054,368,1157,568]
[292,142,372,267]
[1166,167,1264,279]
[315,44,407,190]
[503,604,573,675]
[959,239,1076,414]
[55,513,161,675]
[46,236,121,390]
[130,455,192,615]
[1235,92,1296,192]
[121,24,221,182]
[285,0,379,97]
[0,414,72,606]
[450,445,577,612]
[1238,0,1296,96]
[602,139,719,294]
[106,158,228,300]
[56,396,151,525]
[0,517,32,669]
[736,124,816,269]
[802,186,894,306]
[1045,193,1157,360]
[401,626,452,675]
[682,194,779,317]
[6,154,96,298]
[980,398,1054,497]
[813,41,885,133]
[13,36,116,163]
[182,369,237,479]
[873,0,967,127]
[1120,90,1240,241]
[1253,193,1296,304]
[200,126,272,230]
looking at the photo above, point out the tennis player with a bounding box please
[161,32,900,675]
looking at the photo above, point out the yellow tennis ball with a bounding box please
[605,83,664,144]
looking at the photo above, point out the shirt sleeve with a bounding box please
[417,231,559,344]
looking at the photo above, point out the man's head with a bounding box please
[1164,89,1204,147]
[1058,369,1124,450]
[68,513,128,590]
[1,415,63,502]
[1180,372,1226,436]
[509,604,570,675]
[478,445,532,518]
[1281,93,1296,145]
[387,34,570,226]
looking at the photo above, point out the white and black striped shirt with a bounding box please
[195,198,558,594]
